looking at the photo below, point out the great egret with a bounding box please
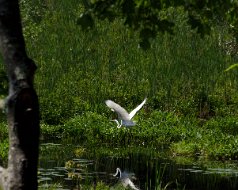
[113,168,140,190]
[105,98,147,128]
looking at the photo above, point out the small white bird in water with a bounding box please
[105,98,147,128]
[113,168,140,190]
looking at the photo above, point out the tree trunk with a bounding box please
[0,0,40,189]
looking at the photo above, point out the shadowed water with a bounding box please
[38,143,238,190]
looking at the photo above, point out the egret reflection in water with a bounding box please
[112,167,140,190]
[105,98,147,128]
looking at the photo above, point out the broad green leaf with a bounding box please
[225,63,238,72]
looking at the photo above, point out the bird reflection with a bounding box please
[112,167,140,190]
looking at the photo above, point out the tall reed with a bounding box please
[18,0,238,124]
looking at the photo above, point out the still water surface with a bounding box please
[38,143,238,190]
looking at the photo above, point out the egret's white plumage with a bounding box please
[113,168,140,190]
[105,98,147,128]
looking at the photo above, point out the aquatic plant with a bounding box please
[0,0,237,165]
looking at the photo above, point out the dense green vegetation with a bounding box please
[79,0,238,50]
[1,0,238,166]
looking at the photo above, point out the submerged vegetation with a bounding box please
[1,0,238,178]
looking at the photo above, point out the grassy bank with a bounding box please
[1,0,238,162]
[39,111,238,160]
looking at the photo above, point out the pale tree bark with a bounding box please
[0,0,40,189]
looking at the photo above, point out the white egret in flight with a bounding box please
[113,168,140,190]
[105,98,147,128]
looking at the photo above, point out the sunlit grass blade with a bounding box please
[224,63,238,72]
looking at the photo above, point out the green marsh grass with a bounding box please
[18,0,238,125]
[0,0,237,161]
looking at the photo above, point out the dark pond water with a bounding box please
[38,143,238,190]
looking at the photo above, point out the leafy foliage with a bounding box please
[79,0,238,49]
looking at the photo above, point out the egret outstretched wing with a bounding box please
[105,100,130,121]
[105,98,147,128]
[129,98,147,119]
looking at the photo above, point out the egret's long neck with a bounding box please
[113,168,121,178]
[118,168,121,178]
